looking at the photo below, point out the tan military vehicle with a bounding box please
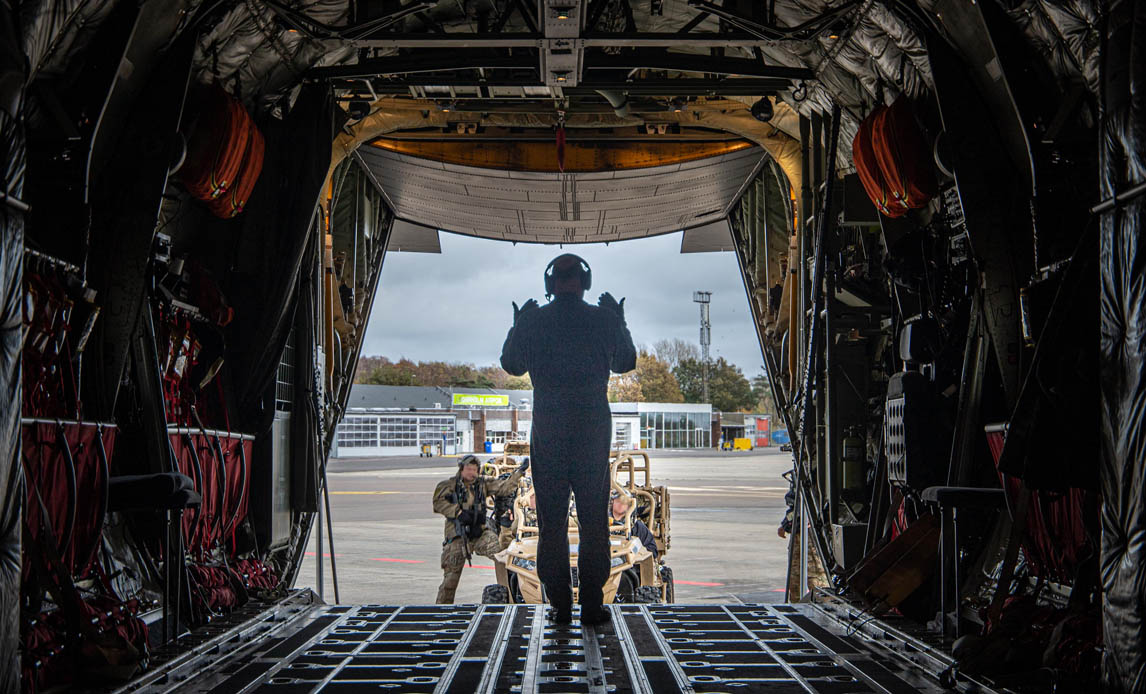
[480,438,530,478]
[483,450,673,604]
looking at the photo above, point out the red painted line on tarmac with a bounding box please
[348,555,728,587]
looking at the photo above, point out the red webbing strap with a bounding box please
[23,477,98,642]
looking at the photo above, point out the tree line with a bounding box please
[609,338,774,414]
[355,356,532,390]
[353,338,775,415]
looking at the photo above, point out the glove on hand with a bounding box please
[598,292,626,321]
[516,458,530,475]
[458,508,477,525]
[512,299,539,323]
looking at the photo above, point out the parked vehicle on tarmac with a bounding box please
[482,450,674,604]
[721,437,754,451]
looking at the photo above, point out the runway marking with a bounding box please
[675,580,725,586]
[370,557,425,564]
[669,492,788,497]
[329,490,410,495]
[668,486,787,492]
[304,552,343,558]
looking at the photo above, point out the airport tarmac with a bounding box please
[298,448,793,605]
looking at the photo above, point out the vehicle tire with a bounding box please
[482,584,510,604]
[635,585,662,603]
[614,571,637,603]
[660,566,675,603]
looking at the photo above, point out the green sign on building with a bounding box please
[452,393,510,407]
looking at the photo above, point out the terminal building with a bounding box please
[330,384,769,458]
[332,385,533,457]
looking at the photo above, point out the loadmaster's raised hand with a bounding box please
[512,298,539,323]
[597,292,626,321]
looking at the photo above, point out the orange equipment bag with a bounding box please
[180,86,265,218]
[853,96,937,217]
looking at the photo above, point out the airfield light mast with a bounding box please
[694,291,712,402]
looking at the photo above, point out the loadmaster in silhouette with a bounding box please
[500,254,637,625]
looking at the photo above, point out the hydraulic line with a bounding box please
[54,423,78,560]
[191,406,229,553]
[794,102,842,577]
[183,432,206,554]
[226,439,248,548]
[320,451,341,603]
[737,176,836,595]
[311,337,341,603]
[595,90,630,118]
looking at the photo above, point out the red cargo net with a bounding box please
[21,422,150,694]
[21,421,116,583]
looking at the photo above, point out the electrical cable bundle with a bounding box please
[179,86,265,219]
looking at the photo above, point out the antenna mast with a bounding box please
[693,291,712,402]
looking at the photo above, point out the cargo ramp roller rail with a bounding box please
[114,592,1003,693]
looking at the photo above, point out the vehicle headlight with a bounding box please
[512,557,536,571]
[610,556,625,568]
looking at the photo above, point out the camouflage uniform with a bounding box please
[498,522,515,551]
[432,469,522,604]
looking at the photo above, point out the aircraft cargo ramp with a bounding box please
[119,592,993,694]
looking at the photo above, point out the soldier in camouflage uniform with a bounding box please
[433,455,527,604]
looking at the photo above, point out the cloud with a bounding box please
[363,231,766,376]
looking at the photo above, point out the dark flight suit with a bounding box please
[500,295,636,610]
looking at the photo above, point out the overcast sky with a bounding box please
[362,231,767,378]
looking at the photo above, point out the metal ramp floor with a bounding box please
[132,599,985,694]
